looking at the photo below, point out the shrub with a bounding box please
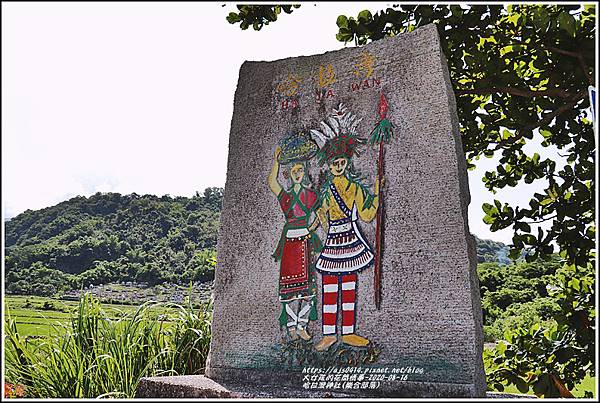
[4,292,212,398]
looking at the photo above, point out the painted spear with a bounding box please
[369,93,394,310]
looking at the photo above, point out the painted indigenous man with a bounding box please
[311,105,383,352]
[268,137,321,341]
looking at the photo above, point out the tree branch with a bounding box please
[492,40,595,86]
[523,215,557,224]
[576,55,594,86]
[543,45,580,58]
[545,45,595,85]
[523,91,588,130]
[455,86,573,99]
[492,90,588,151]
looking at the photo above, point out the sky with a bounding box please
[1,2,574,244]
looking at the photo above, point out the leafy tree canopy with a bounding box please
[226,5,300,31]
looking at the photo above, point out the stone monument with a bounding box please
[203,23,485,397]
[206,25,486,396]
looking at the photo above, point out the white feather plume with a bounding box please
[310,129,327,147]
[309,102,362,150]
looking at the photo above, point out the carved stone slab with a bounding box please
[205,23,486,397]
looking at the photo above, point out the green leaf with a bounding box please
[555,347,575,363]
[450,5,463,17]
[483,215,495,225]
[336,32,353,43]
[507,13,520,26]
[570,277,580,291]
[336,15,348,28]
[515,222,531,233]
[533,7,549,31]
[515,377,529,393]
[503,328,513,343]
[482,203,497,215]
[226,12,241,24]
[358,10,372,22]
[558,12,576,36]
[496,341,507,354]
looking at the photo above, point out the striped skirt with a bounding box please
[315,217,374,274]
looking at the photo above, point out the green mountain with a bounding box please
[474,235,511,265]
[4,189,509,296]
[5,189,223,296]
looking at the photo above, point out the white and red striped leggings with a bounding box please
[322,273,357,335]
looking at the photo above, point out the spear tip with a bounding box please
[378,93,389,119]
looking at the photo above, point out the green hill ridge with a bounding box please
[5,188,508,296]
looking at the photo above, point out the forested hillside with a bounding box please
[5,189,223,295]
[5,188,508,296]
[475,236,510,265]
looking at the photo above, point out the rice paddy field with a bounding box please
[4,295,183,338]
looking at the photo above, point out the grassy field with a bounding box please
[5,295,595,398]
[4,295,184,338]
[4,293,212,398]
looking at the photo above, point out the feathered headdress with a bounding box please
[310,103,365,165]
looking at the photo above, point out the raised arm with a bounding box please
[268,147,283,196]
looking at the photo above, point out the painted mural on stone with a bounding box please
[208,26,487,396]
[268,131,321,342]
[270,98,392,357]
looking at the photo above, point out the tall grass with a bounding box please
[4,292,212,398]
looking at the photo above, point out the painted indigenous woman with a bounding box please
[309,104,383,352]
[268,131,322,341]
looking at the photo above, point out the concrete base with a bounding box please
[136,376,231,398]
[135,375,356,398]
[135,375,536,398]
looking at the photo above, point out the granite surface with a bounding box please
[205,23,486,397]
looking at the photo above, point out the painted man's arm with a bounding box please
[356,176,384,222]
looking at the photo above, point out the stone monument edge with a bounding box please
[431,22,487,396]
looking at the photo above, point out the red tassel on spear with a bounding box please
[369,93,394,310]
